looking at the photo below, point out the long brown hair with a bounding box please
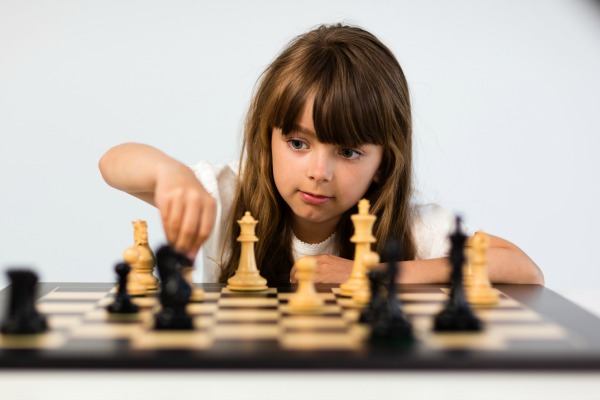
[219,24,416,284]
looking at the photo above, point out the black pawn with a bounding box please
[106,262,140,314]
[363,238,413,343]
[154,245,193,330]
[1,269,48,334]
[434,216,482,332]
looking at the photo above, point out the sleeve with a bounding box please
[411,204,475,260]
[189,160,239,282]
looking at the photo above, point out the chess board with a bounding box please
[1,283,600,370]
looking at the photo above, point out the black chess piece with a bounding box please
[154,245,193,330]
[106,262,140,314]
[434,216,482,332]
[1,269,48,334]
[363,238,413,343]
[359,268,384,324]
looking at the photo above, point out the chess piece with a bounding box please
[106,262,140,314]
[463,235,475,288]
[132,220,158,291]
[289,257,324,313]
[466,231,499,305]
[359,267,384,324]
[339,199,377,297]
[352,251,380,305]
[1,269,48,334]
[123,247,147,296]
[181,264,205,301]
[154,245,193,330]
[434,216,482,332]
[360,239,413,343]
[227,212,268,291]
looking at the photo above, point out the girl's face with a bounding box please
[271,99,382,243]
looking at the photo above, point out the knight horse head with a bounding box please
[155,245,193,304]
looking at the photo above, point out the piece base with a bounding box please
[1,316,48,335]
[154,313,194,330]
[434,307,483,332]
[227,284,268,292]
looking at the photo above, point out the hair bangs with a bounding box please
[311,51,388,148]
[271,79,313,137]
[267,41,389,149]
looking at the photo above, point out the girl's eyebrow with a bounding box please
[291,124,316,137]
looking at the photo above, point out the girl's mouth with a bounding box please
[299,191,332,205]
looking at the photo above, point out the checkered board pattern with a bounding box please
[0,284,578,355]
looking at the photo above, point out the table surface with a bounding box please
[1,283,600,400]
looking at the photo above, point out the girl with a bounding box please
[99,24,543,286]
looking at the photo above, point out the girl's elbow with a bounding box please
[98,151,113,183]
[98,144,126,184]
[523,261,545,285]
[531,266,545,285]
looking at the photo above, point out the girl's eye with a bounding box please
[288,139,307,150]
[340,148,361,159]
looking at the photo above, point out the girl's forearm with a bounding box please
[98,142,187,203]
[399,239,544,285]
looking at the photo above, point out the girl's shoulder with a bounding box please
[411,203,454,228]
[190,160,239,193]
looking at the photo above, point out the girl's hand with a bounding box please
[290,255,353,284]
[153,162,216,259]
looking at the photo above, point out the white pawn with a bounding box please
[289,257,324,313]
[466,231,499,305]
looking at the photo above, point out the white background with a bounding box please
[1,0,599,292]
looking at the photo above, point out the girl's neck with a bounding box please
[292,218,338,244]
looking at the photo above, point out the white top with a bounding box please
[191,161,465,283]
[292,232,338,261]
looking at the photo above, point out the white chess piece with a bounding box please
[227,212,268,291]
[466,231,499,305]
[123,247,146,296]
[289,257,324,313]
[352,251,381,305]
[339,199,376,297]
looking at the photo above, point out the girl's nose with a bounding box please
[307,150,333,183]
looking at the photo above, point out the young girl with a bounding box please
[99,24,543,286]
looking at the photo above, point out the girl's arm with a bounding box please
[98,142,215,258]
[296,233,544,285]
[401,234,543,284]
